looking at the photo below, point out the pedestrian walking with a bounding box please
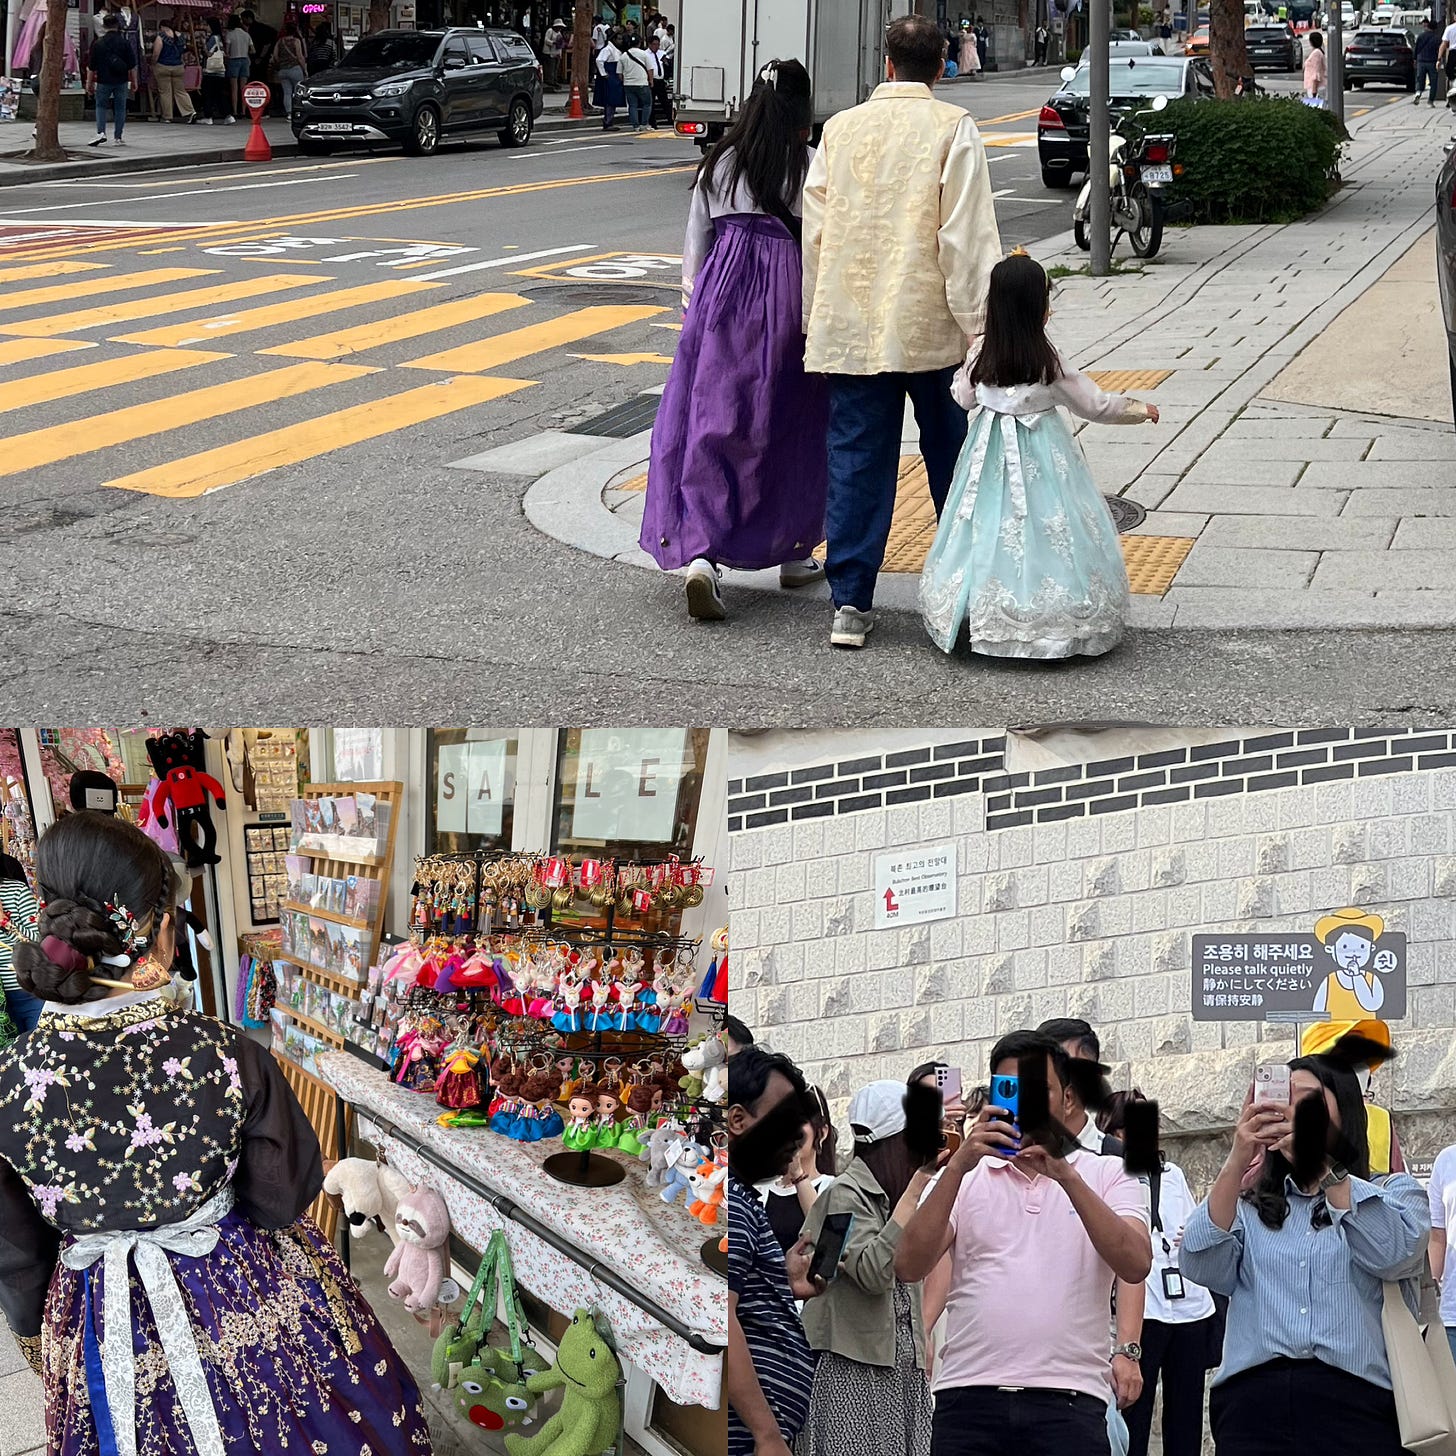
[647,35,671,125]
[1303,30,1327,102]
[198,16,231,122]
[1035,23,1049,64]
[151,21,196,121]
[642,58,829,622]
[224,15,254,120]
[306,19,337,74]
[803,14,1001,650]
[661,22,676,81]
[1180,1057,1429,1456]
[85,13,136,148]
[919,252,1156,660]
[594,30,625,131]
[620,36,654,131]
[1441,12,1456,102]
[959,20,982,75]
[1429,1139,1456,1364]
[273,20,307,113]
[799,1081,937,1456]
[0,853,40,1036]
[1415,17,1440,102]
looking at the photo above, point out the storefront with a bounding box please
[7,725,728,1456]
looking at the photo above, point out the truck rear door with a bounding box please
[676,0,743,124]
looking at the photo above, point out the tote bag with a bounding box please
[1381,1267,1456,1455]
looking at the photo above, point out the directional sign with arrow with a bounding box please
[873,843,957,931]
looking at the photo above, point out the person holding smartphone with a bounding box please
[800,1081,938,1456]
[758,1086,839,1258]
[1179,1056,1428,1456]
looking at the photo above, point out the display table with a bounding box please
[317,1052,726,1409]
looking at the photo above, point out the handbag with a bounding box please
[1381,1262,1456,1455]
[204,39,225,75]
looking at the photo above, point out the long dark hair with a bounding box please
[852,1130,920,1208]
[969,252,1061,390]
[0,853,27,885]
[1243,1055,1369,1229]
[698,58,812,217]
[807,1084,838,1176]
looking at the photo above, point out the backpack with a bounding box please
[158,30,183,65]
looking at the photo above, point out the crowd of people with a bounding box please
[587,9,673,132]
[727,1010,1453,1456]
[643,15,1158,661]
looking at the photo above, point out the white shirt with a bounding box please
[1430,1145,1456,1327]
[1442,20,1456,45]
[1144,1160,1216,1324]
[619,45,653,85]
[954,354,1153,424]
[595,40,620,76]
[591,21,606,46]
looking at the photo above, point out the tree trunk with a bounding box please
[367,0,390,34]
[1209,0,1250,95]
[573,0,592,110]
[30,0,70,163]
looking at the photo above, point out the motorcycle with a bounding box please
[1072,92,1181,259]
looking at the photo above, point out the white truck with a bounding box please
[673,0,892,148]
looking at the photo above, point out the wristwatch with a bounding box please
[1111,1343,1142,1361]
[1319,1164,1350,1192]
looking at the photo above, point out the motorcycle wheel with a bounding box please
[1074,217,1091,251]
[1128,186,1164,259]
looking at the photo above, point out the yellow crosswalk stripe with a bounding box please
[0,360,371,478]
[0,274,325,339]
[107,375,535,498]
[0,339,95,367]
[0,268,214,314]
[0,261,109,284]
[0,348,229,414]
[113,279,444,348]
[261,291,531,361]
[400,305,668,374]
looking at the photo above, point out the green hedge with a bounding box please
[1157,96,1348,223]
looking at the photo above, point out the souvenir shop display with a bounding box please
[322,1156,410,1241]
[291,790,393,862]
[384,1183,452,1313]
[139,730,228,869]
[502,1310,623,1456]
[236,928,282,1029]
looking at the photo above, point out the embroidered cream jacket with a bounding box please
[802,82,1002,377]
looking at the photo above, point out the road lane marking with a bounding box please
[399,304,668,373]
[0,268,214,314]
[977,107,1041,124]
[0,347,228,413]
[982,133,1037,148]
[0,274,325,338]
[0,339,96,366]
[1,176,356,216]
[509,144,610,159]
[408,244,597,282]
[55,160,394,187]
[261,291,530,360]
[0,360,372,478]
[113,279,441,347]
[0,260,108,282]
[107,374,535,497]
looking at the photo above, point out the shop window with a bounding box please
[331,728,384,782]
[35,728,134,812]
[550,728,709,861]
[426,730,518,853]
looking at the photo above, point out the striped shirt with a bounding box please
[0,879,39,994]
[1180,1172,1429,1390]
[728,1172,816,1455]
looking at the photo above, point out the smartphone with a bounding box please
[936,1064,963,1106]
[809,1211,854,1285]
[989,1072,1020,1149]
[942,1128,963,1157]
[1254,1061,1291,1107]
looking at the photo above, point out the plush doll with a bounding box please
[68,770,119,815]
[383,1185,451,1312]
[687,1151,727,1226]
[454,1346,549,1434]
[659,1134,706,1207]
[504,1310,622,1456]
[145,730,226,869]
[682,1032,728,1104]
[323,1157,388,1239]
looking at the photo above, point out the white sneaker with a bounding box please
[830,605,875,649]
[112,136,126,145]
[684,558,726,621]
[779,556,825,589]
[88,134,107,146]
[223,114,237,124]
[198,116,214,124]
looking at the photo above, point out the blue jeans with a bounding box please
[94,81,127,138]
[1417,60,1438,100]
[4,986,43,1033]
[824,366,967,610]
[625,84,651,127]
[1448,1327,1456,1366]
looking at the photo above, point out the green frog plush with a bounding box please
[454,1345,549,1433]
[504,1310,622,1456]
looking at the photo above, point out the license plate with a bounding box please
[314,122,356,132]
[1142,164,1173,183]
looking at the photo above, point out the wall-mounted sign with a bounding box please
[436,739,508,837]
[1191,906,1407,1022]
[873,843,957,930]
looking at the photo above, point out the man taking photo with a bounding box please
[896,1031,1152,1456]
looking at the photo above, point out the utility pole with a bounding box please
[1089,0,1111,275]
[1327,2,1344,125]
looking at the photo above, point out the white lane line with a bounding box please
[55,161,386,188]
[509,144,610,160]
[0,217,241,228]
[0,174,355,215]
[408,243,597,281]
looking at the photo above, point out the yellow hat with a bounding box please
[1300,1019,1393,1061]
[1314,906,1384,944]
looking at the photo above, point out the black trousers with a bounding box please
[932,1386,1110,1456]
[1124,1317,1212,1456]
[1209,1359,1406,1456]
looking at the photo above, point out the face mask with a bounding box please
[729,1093,809,1186]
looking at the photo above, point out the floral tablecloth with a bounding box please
[317,1052,725,1409]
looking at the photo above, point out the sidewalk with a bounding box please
[509,97,1456,633]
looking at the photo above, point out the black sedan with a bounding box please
[1436,140,1456,421]
[1244,22,1303,69]
[1344,27,1417,88]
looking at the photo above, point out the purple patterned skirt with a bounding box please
[641,214,829,571]
[42,1212,433,1456]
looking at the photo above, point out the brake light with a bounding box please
[1039,104,1065,128]
[1145,142,1170,163]
[676,121,705,136]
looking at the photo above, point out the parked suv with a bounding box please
[1344,25,1417,88]
[292,27,544,156]
[1244,22,1302,69]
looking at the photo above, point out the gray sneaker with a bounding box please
[684,557,726,621]
[779,557,825,589]
[830,605,875,649]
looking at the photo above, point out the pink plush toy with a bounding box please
[383,1184,451,1313]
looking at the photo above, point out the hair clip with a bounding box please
[104,898,148,955]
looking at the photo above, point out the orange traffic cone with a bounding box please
[244,116,272,161]
[567,81,584,118]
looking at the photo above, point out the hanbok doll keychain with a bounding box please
[562,1088,598,1151]
[594,1080,625,1149]
[584,974,614,1033]
[613,955,643,1033]
[616,1084,656,1157]
[552,966,584,1034]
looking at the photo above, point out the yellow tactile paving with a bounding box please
[1121,534,1197,596]
[1086,369,1173,392]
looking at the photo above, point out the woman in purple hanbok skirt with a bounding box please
[0,812,432,1456]
[640,57,829,621]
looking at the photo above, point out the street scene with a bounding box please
[0,4,1454,723]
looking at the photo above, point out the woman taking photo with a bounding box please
[1180,1056,1428,1456]
[758,1083,837,1256]
[641,57,828,622]
[799,1079,935,1456]
[0,812,432,1455]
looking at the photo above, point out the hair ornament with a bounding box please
[104,898,148,956]
[758,59,779,87]
[1009,246,1030,257]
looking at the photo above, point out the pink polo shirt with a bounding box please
[936,1149,1150,1400]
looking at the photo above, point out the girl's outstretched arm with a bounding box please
[1053,366,1159,424]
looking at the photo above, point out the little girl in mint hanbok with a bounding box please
[919,252,1159,661]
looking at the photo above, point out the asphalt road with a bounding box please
[1,82,1451,726]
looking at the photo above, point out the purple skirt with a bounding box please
[42,1212,433,1456]
[641,214,829,571]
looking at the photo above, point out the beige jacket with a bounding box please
[802,82,1001,377]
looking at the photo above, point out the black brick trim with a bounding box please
[886,747,933,768]
[986,810,1033,829]
[1303,763,1355,784]
[886,786,934,806]
[933,739,983,759]
[791,801,836,820]
[1359,756,1414,777]
[768,785,814,807]
[1038,803,1087,821]
[744,809,789,828]
[728,794,766,815]
[745,772,788,791]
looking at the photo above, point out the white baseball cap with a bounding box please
[848,1080,907,1144]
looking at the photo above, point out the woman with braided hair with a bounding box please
[0,811,432,1456]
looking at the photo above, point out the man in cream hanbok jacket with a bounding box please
[802,13,1001,649]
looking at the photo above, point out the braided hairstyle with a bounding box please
[15,811,179,1005]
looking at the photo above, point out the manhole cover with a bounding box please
[573,394,661,438]
[523,284,672,307]
[1104,495,1146,534]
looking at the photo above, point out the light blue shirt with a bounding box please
[1181,1172,1429,1390]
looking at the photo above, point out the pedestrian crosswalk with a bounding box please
[0,254,673,498]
